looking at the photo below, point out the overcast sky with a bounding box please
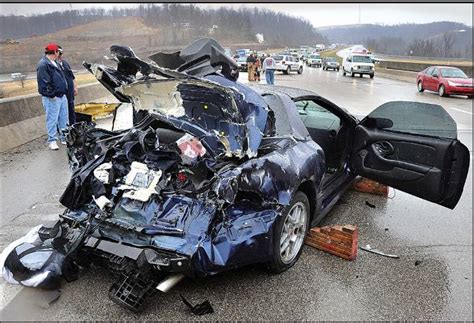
[0,3,472,28]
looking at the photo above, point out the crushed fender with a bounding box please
[1,38,326,313]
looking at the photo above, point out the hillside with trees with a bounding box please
[1,4,327,46]
[0,4,327,73]
[320,22,472,58]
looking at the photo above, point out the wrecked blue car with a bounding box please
[5,39,468,312]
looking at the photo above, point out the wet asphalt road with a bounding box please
[0,69,472,320]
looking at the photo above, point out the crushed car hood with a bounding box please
[84,38,268,158]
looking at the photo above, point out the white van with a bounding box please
[342,54,375,78]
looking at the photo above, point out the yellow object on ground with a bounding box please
[74,102,121,121]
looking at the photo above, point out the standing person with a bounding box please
[262,53,276,85]
[254,55,261,82]
[57,46,78,125]
[246,54,256,81]
[37,43,69,150]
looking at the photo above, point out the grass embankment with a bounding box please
[319,48,344,64]
[0,72,97,99]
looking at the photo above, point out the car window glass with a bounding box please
[352,56,372,63]
[262,94,309,140]
[432,68,438,76]
[440,68,468,78]
[296,100,341,131]
[366,101,457,139]
[425,67,434,75]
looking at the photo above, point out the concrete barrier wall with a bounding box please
[378,60,473,77]
[0,82,111,152]
[375,67,418,83]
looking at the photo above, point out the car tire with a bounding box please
[284,66,290,75]
[417,81,424,92]
[266,191,310,274]
[298,66,303,74]
[342,68,346,76]
[438,85,446,97]
[370,74,374,79]
[359,74,363,78]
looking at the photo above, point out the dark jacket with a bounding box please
[58,59,75,98]
[37,56,67,98]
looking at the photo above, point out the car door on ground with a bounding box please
[351,101,469,209]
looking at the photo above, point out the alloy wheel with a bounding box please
[279,201,308,264]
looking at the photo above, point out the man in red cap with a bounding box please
[36,43,69,150]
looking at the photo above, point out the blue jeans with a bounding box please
[42,95,69,142]
[265,70,275,85]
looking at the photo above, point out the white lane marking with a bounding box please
[451,108,472,115]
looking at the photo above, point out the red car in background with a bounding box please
[416,66,473,98]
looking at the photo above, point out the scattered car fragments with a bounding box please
[359,244,400,258]
[180,294,214,316]
[0,38,470,312]
[306,225,358,260]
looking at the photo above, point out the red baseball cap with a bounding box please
[45,43,59,51]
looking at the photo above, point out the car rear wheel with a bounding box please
[267,191,310,274]
[438,85,446,97]
[417,81,424,92]
[297,66,303,74]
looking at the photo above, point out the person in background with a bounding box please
[262,53,276,85]
[246,54,256,81]
[254,55,261,82]
[36,43,69,150]
[57,46,78,125]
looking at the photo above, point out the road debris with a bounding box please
[365,201,376,208]
[359,244,399,258]
[180,294,214,315]
[351,177,389,196]
[306,225,358,260]
[414,260,423,266]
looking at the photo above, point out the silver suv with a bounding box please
[274,55,303,74]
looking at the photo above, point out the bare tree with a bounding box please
[441,32,454,57]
